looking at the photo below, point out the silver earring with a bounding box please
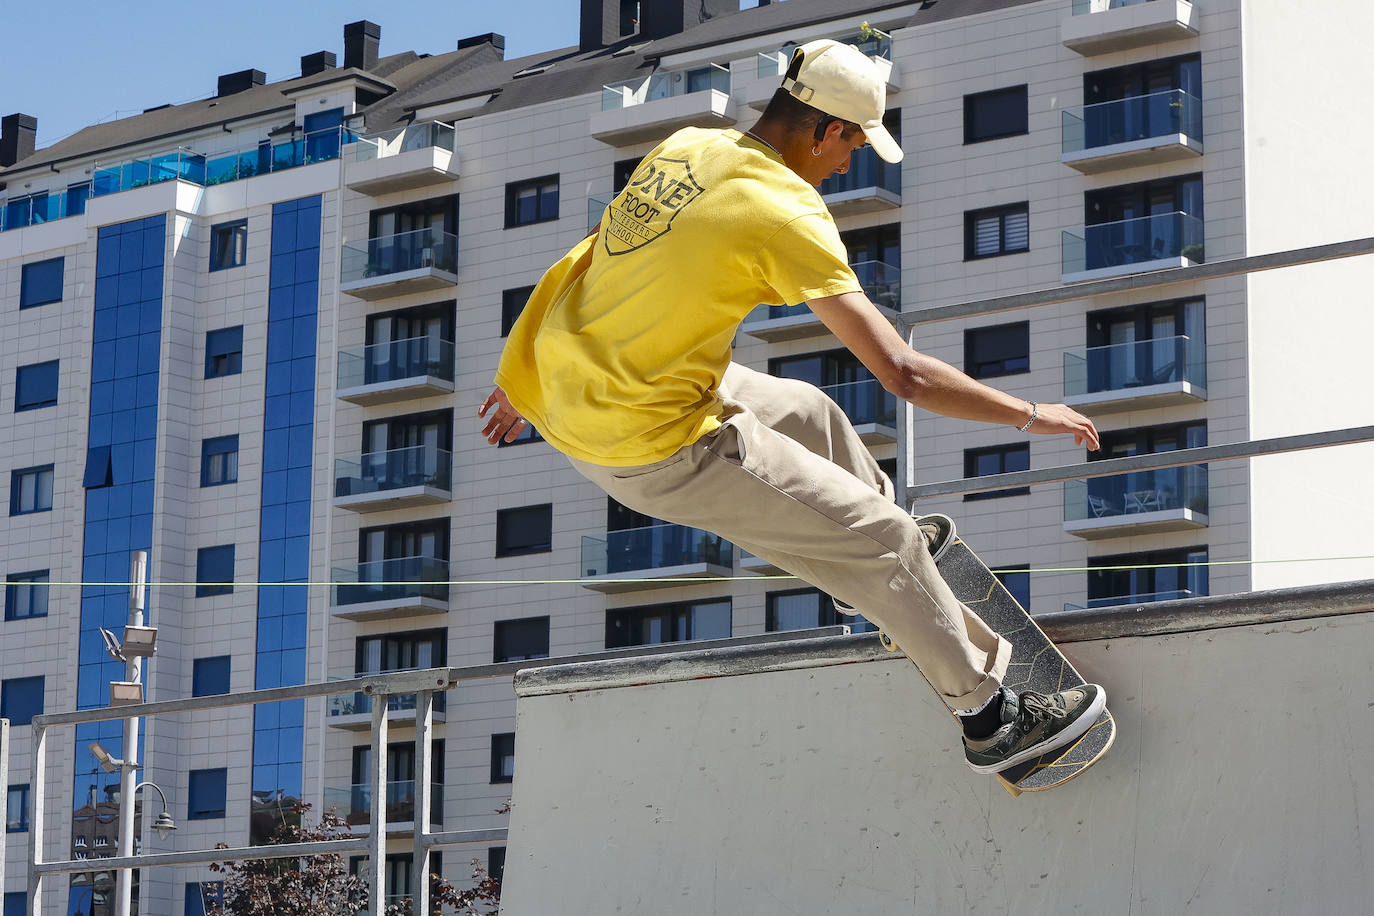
[811,146,822,157]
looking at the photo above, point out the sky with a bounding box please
[0,0,587,149]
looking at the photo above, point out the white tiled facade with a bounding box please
[3,1,1373,911]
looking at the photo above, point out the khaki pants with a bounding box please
[570,363,1009,710]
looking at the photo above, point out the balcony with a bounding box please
[1062,211,1203,283]
[1063,334,1206,413]
[326,683,448,730]
[740,259,901,342]
[820,146,900,217]
[340,226,458,300]
[323,780,443,832]
[743,33,900,111]
[1063,465,1209,538]
[344,121,459,195]
[581,523,733,593]
[1062,89,1203,173]
[330,556,450,621]
[334,445,452,512]
[1063,589,1197,611]
[337,336,455,406]
[823,378,897,444]
[590,64,736,146]
[1061,0,1199,56]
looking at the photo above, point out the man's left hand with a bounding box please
[479,387,530,444]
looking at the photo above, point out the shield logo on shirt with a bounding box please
[602,156,705,256]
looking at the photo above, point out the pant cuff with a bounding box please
[943,634,1012,712]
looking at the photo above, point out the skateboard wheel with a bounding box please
[878,630,899,652]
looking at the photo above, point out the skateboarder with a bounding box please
[482,39,1105,773]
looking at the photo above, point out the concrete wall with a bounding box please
[502,600,1374,914]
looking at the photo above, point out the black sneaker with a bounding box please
[963,685,1106,774]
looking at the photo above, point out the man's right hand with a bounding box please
[478,387,530,444]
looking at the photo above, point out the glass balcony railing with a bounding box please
[582,523,733,577]
[1071,0,1160,14]
[1063,334,1206,396]
[327,681,447,718]
[351,121,456,161]
[1062,211,1204,275]
[1062,89,1202,154]
[335,445,452,498]
[323,780,443,827]
[1064,589,1197,611]
[588,193,615,234]
[819,145,901,198]
[821,378,897,428]
[1064,465,1208,522]
[757,49,789,79]
[333,556,450,606]
[338,337,455,390]
[1,126,356,231]
[340,225,458,284]
[601,63,730,111]
[759,259,902,319]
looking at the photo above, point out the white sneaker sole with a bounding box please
[966,686,1107,775]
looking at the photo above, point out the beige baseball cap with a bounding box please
[781,38,902,164]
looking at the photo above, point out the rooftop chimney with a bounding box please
[300,50,337,77]
[217,69,267,97]
[458,32,506,57]
[640,0,738,42]
[0,113,37,168]
[344,20,381,71]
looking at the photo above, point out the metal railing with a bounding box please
[327,686,448,718]
[1071,0,1161,13]
[337,336,456,390]
[332,556,451,606]
[601,63,730,111]
[1063,465,1208,522]
[1062,210,1204,275]
[351,121,455,162]
[1062,88,1203,154]
[334,445,452,498]
[1064,589,1196,611]
[340,225,458,284]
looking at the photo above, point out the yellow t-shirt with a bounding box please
[496,127,860,466]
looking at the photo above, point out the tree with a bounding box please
[207,802,503,915]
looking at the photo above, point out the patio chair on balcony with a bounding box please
[1088,494,1116,518]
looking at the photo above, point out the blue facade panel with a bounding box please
[251,196,321,834]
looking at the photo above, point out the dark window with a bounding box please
[201,435,239,487]
[19,257,63,309]
[488,846,507,883]
[496,422,543,447]
[209,219,248,271]
[606,598,732,649]
[5,784,28,832]
[3,893,24,916]
[1087,546,1208,608]
[192,656,231,697]
[83,446,113,489]
[501,285,535,337]
[1083,173,1204,270]
[355,628,446,674]
[1083,297,1206,392]
[14,361,59,411]
[964,85,1029,144]
[995,564,1031,613]
[9,465,54,515]
[205,326,243,378]
[965,322,1030,379]
[4,570,49,621]
[196,545,235,597]
[494,616,551,662]
[965,203,1029,259]
[0,676,44,726]
[765,587,877,634]
[619,0,640,36]
[187,768,227,819]
[505,175,560,228]
[964,444,1030,500]
[490,733,516,784]
[613,157,642,193]
[185,881,225,916]
[496,504,552,557]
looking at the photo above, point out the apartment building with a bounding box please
[3,0,1372,911]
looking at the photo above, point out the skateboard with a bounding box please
[879,523,1115,797]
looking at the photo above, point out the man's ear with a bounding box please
[821,118,849,146]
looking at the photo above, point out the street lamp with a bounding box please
[83,744,178,841]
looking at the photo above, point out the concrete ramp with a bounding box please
[501,585,1374,915]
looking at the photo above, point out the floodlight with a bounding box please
[120,625,158,658]
[98,627,126,663]
[89,742,124,774]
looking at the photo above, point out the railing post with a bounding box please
[116,550,149,916]
[26,722,46,916]
[368,696,388,915]
[412,690,435,916]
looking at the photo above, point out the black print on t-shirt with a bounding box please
[603,156,704,256]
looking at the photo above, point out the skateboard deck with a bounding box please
[882,533,1115,796]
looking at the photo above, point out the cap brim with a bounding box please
[863,122,903,164]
